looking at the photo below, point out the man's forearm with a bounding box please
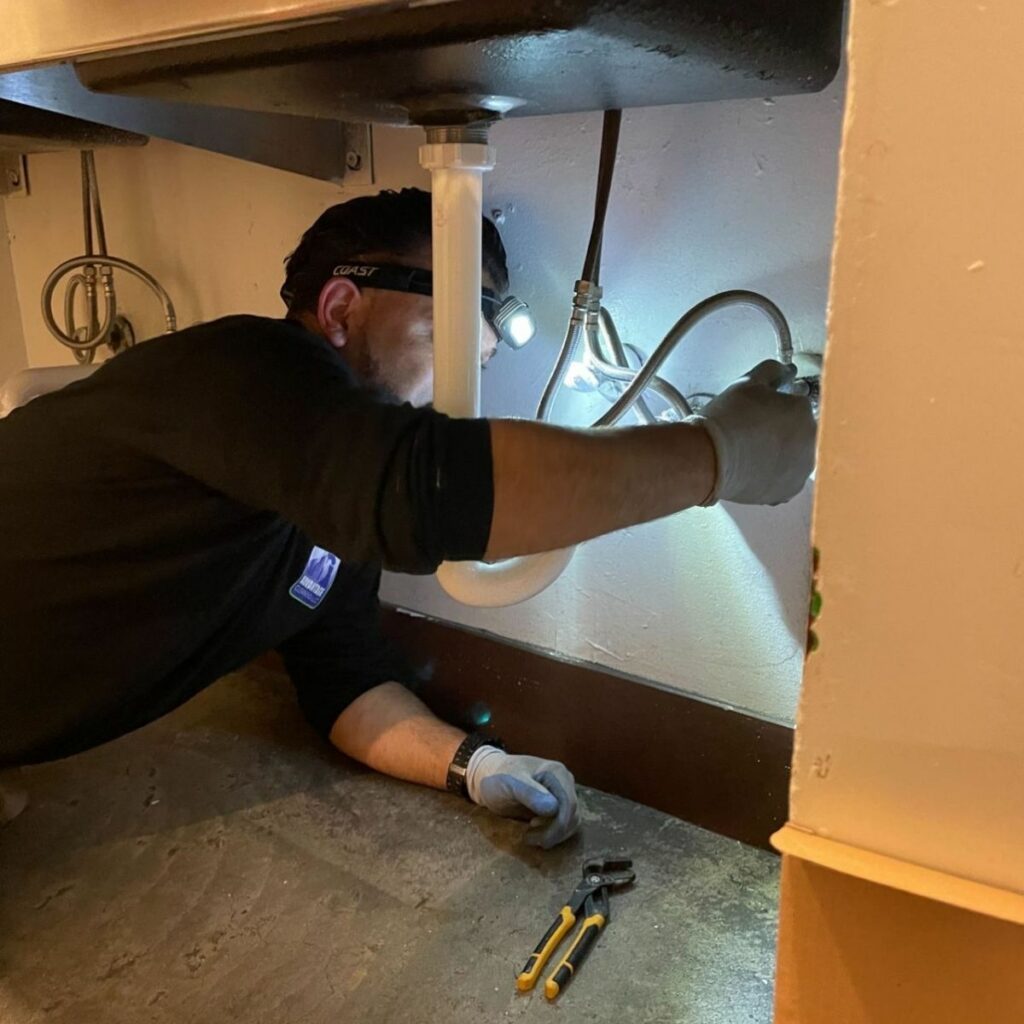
[485,419,715,562]
[329,682,464,789]
[331,680,582,848]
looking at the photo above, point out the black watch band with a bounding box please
[446,733,504,800]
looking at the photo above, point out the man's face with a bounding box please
[338,252,501,408]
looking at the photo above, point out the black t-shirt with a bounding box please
[0,315,493,766]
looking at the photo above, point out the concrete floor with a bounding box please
[0,668,779,1024]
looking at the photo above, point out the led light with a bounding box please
[506,312,535,347]
[493,295,536,349]
[468,701,493,727]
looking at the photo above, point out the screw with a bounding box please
[345,150,363,172]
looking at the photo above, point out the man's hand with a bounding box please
[465,746,580,849]
[690,359,817,505]
[330,684,579,848]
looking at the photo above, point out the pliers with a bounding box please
[517,856,635,1000]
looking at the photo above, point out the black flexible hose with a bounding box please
[80,152,93,257]
[86,151,109,256]
[581,110,621,284]
[536,109,622,421]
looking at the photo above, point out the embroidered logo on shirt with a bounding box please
[289,546,341,609]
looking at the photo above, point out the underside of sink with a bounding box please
[72,0,843,124]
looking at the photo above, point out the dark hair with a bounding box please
[281,187,509,312]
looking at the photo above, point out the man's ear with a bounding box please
[316,277,363,350]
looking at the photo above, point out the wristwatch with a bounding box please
[446,732,504,799]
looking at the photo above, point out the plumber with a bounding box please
[0,189,815,842]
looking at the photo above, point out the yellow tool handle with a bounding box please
[544,912,607,1001]
[516,906,576,992]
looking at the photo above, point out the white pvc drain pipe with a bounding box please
[419,139,490,420]
[420,136,574,608]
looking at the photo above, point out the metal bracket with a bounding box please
[0,152,27,196]
[0,66,373,185]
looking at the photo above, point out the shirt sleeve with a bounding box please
[276,563,420,737]
[89,316,493,573]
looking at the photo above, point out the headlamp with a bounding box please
[489,295,536,349]
[287,262,538,352]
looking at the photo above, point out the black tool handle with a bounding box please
[516,906,576,992]
[544,912,606,1000]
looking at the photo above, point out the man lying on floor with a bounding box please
[0,189,815,844]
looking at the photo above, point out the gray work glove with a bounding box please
[689,359,817,505]
[465,747,580,849]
